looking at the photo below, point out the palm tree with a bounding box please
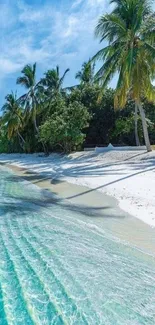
[94,0,155,151]
[2,93,25,149]
[17,63,49,153]
[17,63,40,133]
[75,60,95,85]
[40,65,70,97]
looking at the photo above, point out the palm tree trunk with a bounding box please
[17,130,25,144]
[33,116,48,154]
[135,103,140,146]
[138,103,152,152]
[33,116,39,134]
[17,131,25,150]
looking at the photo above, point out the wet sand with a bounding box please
[2,162,155,257]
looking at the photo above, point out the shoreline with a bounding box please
[1,161,155,257]
[0,150,155,227]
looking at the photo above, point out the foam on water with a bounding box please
[0,167,155,324]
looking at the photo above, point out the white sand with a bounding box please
[0,150,155,227]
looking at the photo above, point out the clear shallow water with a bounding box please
[0,167,155,325]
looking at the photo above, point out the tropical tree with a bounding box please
[17,63,40,133]
[2,93,25,149]
[75,60,95,85]
[39,98,90,152]
[17,63,48,152]
[94,0,155,151]
[40,65,70,98]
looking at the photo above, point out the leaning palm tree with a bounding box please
[94,0,155,151]
[17,63,40,133]
[2,93,25,149]
[17,63,48,153]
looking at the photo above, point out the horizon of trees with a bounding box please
[1,0,155,154]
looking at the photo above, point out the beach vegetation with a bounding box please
[1,0,155,153]
[93,0,155,152]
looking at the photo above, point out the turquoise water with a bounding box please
[0,167,155,324]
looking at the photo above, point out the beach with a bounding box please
[0,156,154,256]
[0,149,155,230]
[0,163,154,323]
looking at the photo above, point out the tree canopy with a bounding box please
[1,0,155,154]
[93,0,155,151]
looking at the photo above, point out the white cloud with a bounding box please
[0,0,108,104]
[0,58,22,75]
[19,44,51,63]
[62,16,79,38]
[18,5,54,23]
[1,0,154,105]
[71,0,84,9]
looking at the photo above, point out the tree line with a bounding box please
[1,0,155,154]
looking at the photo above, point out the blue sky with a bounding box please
[0,0,112,107]
[1,0,154,108]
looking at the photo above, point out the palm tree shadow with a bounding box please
[66,165,155,200]
[1,152,154,219]
[0,185,123,219]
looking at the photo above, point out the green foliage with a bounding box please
[39,99,90,152]
[0,125,21,153]
[94,0,155,107]
[0,129,11,153]
[2,0,155,155]
[68,86,115,145]
[111,114,142,145]
[16,63,36,89]
[144,100,155,144]
[86,88,115,145]
[93,0,155,151]
[2,67,155,152]
[40,66,70,99]
[75,61,95,85]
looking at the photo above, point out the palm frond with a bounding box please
[95,14,126,43]
[59,68,70,88]
[94,0,155,109]
[16,76,30,88]
[17,63,36,88]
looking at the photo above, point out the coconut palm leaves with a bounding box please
[75,61,95,85]
[17,63,40,132]
[2,93,25,148]
[40,65,70,97]
[17,63,36,89]
[94,0,155,151]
